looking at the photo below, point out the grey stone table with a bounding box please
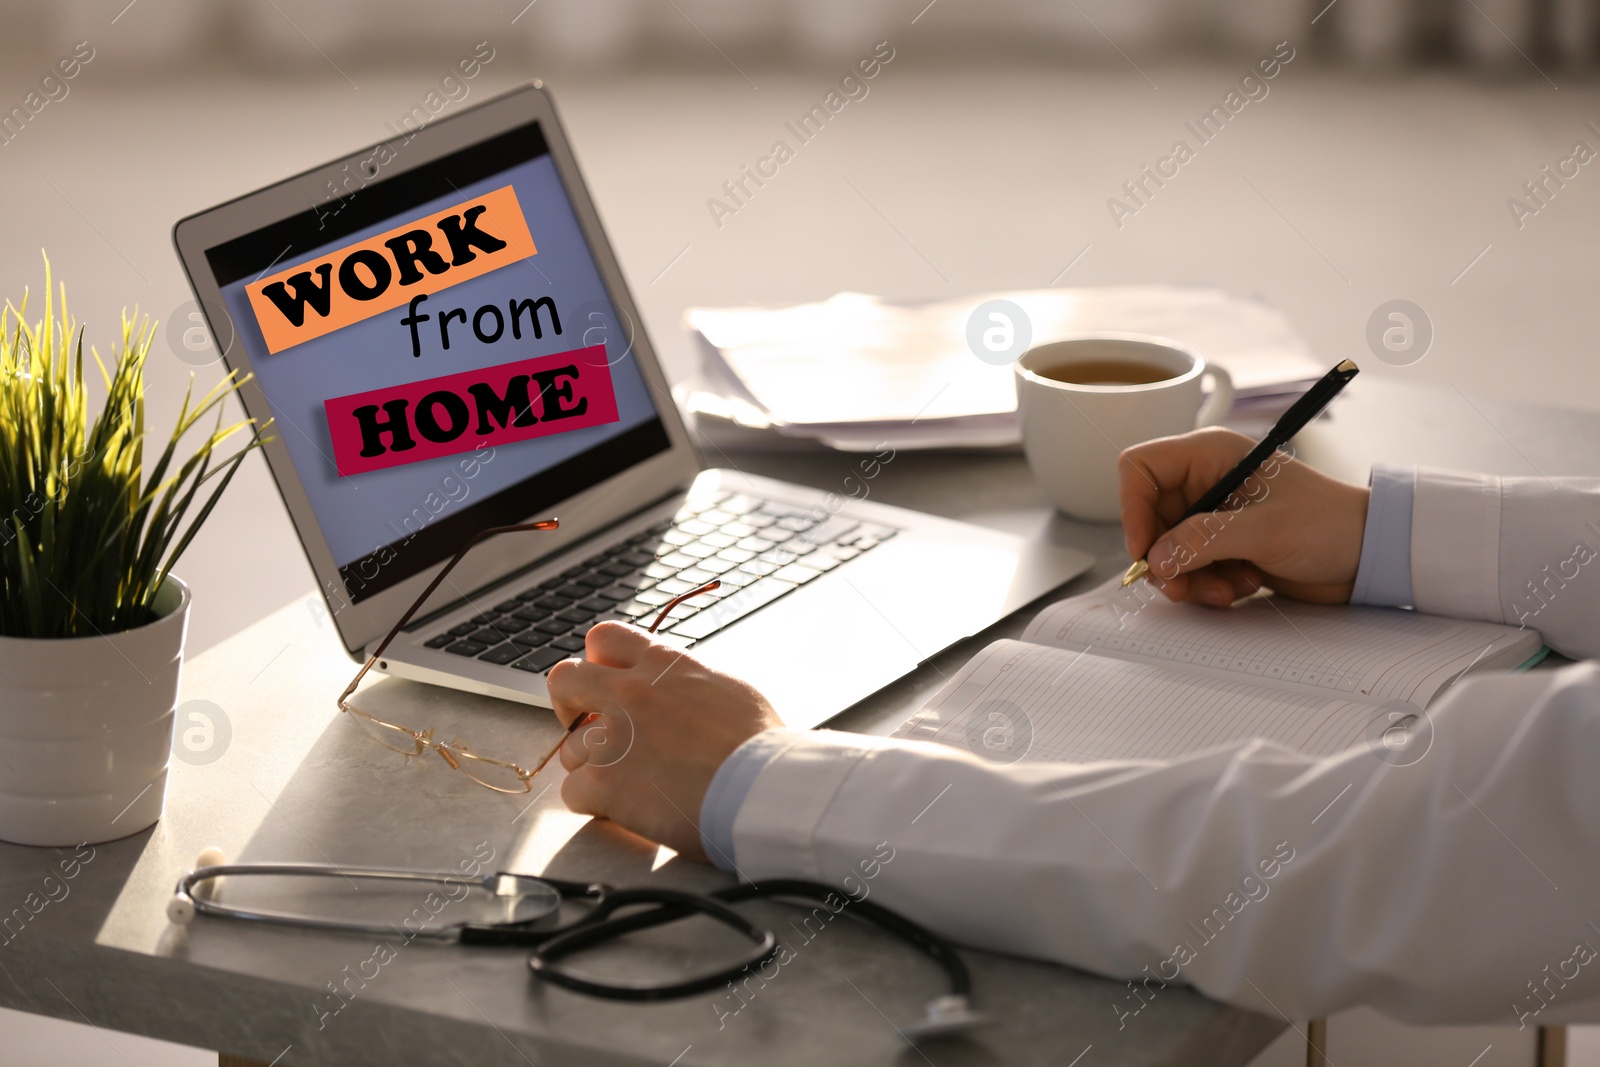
[3,379,1596,1067]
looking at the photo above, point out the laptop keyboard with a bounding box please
[420,492,897,676]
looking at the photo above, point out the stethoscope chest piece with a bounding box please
[900,994,990,1041]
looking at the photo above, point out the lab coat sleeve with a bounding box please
[731,665,1600,1025]
[725,471,1600,1025]
[1410,468,1600,659]
[1349,464,1415,608]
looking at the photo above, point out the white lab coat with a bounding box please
[726,470,1600,1026]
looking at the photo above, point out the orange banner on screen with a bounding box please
[244,185,537,355]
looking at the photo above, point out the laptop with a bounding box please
[173,82,1093,729]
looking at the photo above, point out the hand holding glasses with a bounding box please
[336,517,720,794]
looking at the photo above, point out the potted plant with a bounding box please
[0,258,268,846]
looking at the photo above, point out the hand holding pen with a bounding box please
[1118,361,1371,607]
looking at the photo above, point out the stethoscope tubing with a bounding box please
[171,865,968,1006]
[526,888,781,1000]
[172,863,572,940]
[522,879,970,1001]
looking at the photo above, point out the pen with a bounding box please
[528,579,721,778]
[1121,358,1360,587]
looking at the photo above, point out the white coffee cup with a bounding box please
[1014,334,1234,522]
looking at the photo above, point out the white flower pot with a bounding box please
[0,576,190,846]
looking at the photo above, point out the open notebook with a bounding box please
[893,582,1546,762]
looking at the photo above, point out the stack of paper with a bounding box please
[675,287,1329,452]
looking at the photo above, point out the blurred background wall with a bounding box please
[6,0,1600,70]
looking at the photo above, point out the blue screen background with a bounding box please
[219,154,658,569]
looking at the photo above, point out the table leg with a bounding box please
[1539,1026,1567,1067]
[1305,1017,1329,1067]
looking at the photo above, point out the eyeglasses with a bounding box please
[337,518,719,794]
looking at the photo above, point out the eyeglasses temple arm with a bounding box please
[338,519,561,709]
[647,579,721,635]
[523,578,723,781]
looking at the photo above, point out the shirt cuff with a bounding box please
[1350,464,1416,608]
[698,730,791,872]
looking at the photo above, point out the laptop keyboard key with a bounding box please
[670,577,795,640]
[448,622,479,637]
[534,619,572,636]
[424,634,455,649]
[510,631,554,651]
[536,595,572,611]
[445,640,489,657]
[557,583,591,599]
[773,563,823,585]
[479,643,525,665]
[644,561,677,579]
[800,516,860,546]
[551,635,588,653]
[600,562,635,578]
[620,550,655,567]
[512,648,568,673]
[595,586,635,602]
[720,495,761,515]
[579,597,613,612]
[512,605,552,623]
[468,611,499,625]
[558,608,596,625]
[494,599,522,613]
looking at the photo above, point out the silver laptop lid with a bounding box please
[173,83,701,658]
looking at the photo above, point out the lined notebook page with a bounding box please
[892,639,1383,762]
[1020,582,1542,707]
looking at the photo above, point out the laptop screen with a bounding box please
[205,122,670,604]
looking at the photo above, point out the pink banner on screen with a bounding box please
[324,345,620,477]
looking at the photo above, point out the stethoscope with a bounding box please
[168,851,987,1041]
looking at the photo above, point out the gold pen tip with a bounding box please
[1336,358,1359,373]
[1121,559,1150,587]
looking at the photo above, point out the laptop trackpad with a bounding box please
[688,581,923,730]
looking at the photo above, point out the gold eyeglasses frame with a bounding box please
[336,518,719,794]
